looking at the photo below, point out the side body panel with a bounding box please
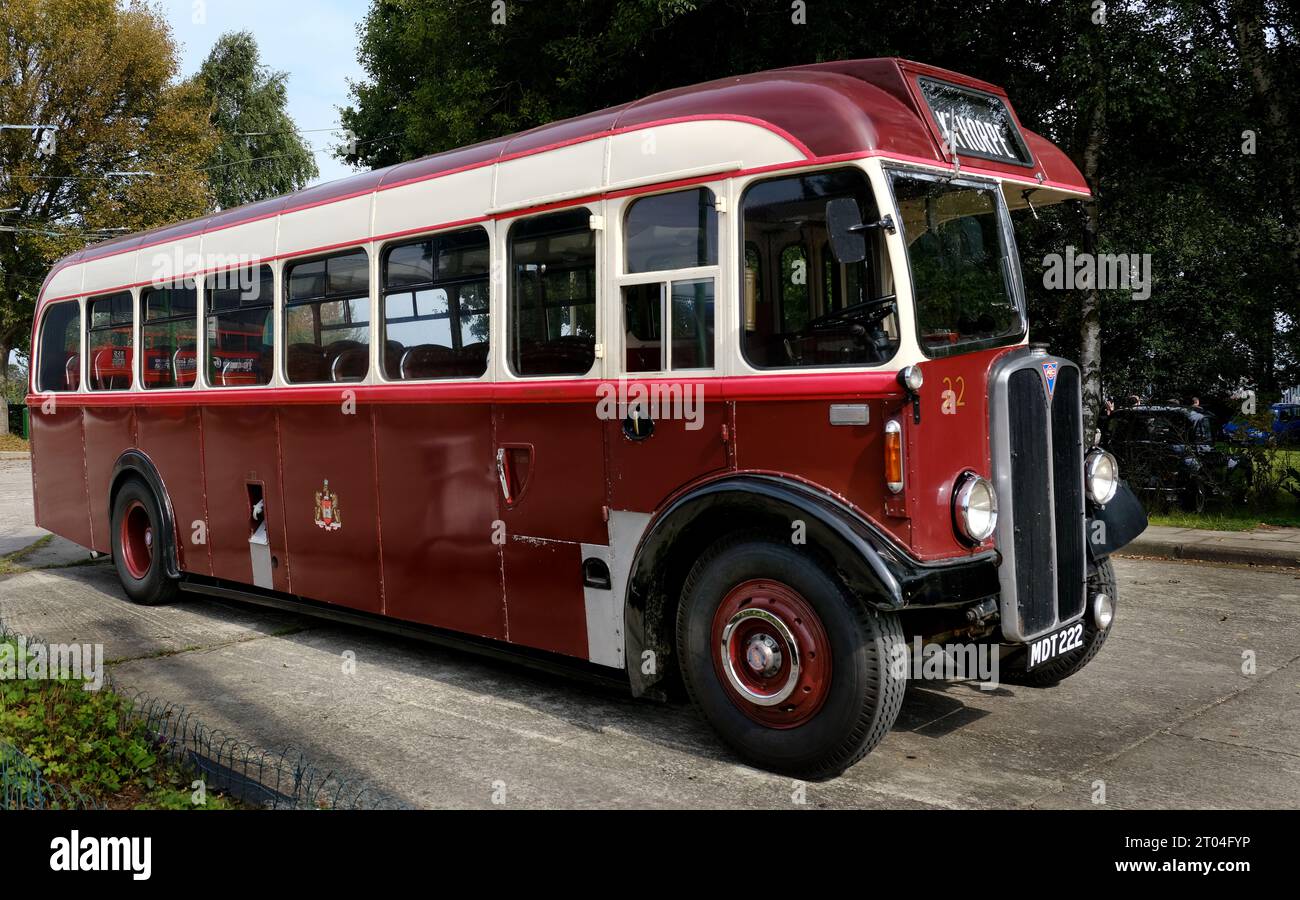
[135,405,211,575]
[374,403,506,639]
[28,407,92,549]
[82,406,135,553]
[201,405,292,594]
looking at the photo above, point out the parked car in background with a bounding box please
[1222,419,1271,445]
[1273,403,1300,445]
[1103,406,1250,512]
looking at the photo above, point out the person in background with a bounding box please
[1097,398,1116,446]
[1190,396,1201,409]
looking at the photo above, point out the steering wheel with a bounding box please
[805,294,898,332]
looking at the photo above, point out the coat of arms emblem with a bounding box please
[314,479,342,531]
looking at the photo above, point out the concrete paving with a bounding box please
[2,457,1299,809]
[1124,524,1300,568]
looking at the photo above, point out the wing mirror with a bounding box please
[826,198,895,265]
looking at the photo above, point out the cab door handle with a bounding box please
[496,448,513,505]
[496,444,534,507]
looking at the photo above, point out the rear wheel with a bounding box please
[110,478,180,606]
[676,535,905,779]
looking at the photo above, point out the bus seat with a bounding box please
[287,343,328,383]
[399,344,457,380]
[173,346,198,387]
[384,340,405,378]
[516,336,594,376]
[64,354,80,391]
[219,356,261,386]
[91,347,131,390]
[457,341,488,377]
[329,345,369,382]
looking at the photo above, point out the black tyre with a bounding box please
[110,478,180,606]
[676,535,905,779]
[1004,559,1116,687]
[1182,479,1208,513]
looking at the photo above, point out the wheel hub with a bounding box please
[120,499,154,580]
[744,633,782,677]
[711,579,832,729]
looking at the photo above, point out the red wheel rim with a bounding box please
[710,579,832,729]
[120,499,153,580]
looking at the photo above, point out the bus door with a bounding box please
[603,183,730,518]
[493,205,608,660]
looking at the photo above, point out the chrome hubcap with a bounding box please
[744,633,782,677]
[720,608,801,707]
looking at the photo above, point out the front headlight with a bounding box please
[1086,449,1120,505]
[954,473,998,544]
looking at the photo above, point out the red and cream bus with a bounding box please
[28,59,1145,778]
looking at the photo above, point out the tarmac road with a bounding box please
[2,457,1298,809]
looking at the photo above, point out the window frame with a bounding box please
[378,224,493,383]
[505,207,600,380]
[281,247,372,385]
[140,278,200,392]
[615,187,721,375]
[85,289,136,392]
[737,165,899,372]
[36,298,84,394]
[883,165,1028,360]
[204,263,278,390]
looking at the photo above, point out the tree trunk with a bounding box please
[0,338,10,437]
[1078,92,1106,441]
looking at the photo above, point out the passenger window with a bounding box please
[207,265,274,387]
[37,301,81,393]
[508,210,596,377]
[619,189,719,373]
[382,227,490,380]
[86,291,134,391]
[624,188,717,273]
[742,168,898,368]
[284,250,370,383]
[141,280,198,390]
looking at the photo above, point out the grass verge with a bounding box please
[0,636,242,809]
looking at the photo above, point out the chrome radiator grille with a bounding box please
[989,349,1087,641]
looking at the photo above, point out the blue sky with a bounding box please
[160,0,371,186]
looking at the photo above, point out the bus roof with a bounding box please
[38,57,1087,303]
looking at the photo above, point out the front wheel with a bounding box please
[676,536,905,779]
[110,478,180,606]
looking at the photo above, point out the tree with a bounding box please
[339,0,1298,412]
[195,31,317,211]
[0,0,216,433]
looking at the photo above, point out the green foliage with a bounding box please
[194,31,318,210]
[341,0,1299,404]
[0,0,218,386]
[0,638,238,808]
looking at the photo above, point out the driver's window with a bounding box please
[741,167,897,369]
[619,187,719,373]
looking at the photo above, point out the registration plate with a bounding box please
[1026,621,1085,669]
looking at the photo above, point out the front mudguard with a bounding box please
[1087,480,1147,561]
